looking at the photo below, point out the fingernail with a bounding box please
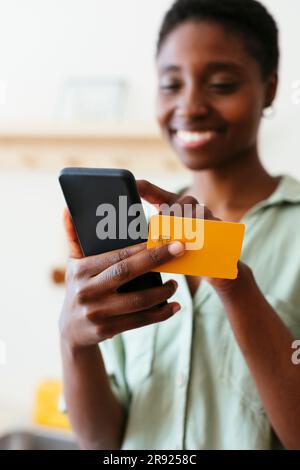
[168,241,185,257]
[166,279,178,290]
[172,303,181,314]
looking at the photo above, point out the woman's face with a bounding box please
[156,21,277,171]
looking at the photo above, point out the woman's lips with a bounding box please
[173,129,221,149]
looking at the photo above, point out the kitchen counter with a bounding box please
[0,402,70,436]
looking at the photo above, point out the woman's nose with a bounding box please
[176,86,210,118]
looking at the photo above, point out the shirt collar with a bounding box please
[176,174,300,219]
[240,175,300,221]
[262,174,300,204]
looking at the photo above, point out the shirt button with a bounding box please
[177,372,186,387]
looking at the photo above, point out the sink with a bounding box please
[0,429,79,450]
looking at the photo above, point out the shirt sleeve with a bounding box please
[59,334,130,415]
[99,334,131,411]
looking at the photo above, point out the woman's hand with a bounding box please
[137,179,251,295]
[60,209,184,351]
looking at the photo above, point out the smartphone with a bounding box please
[59,167,166,299]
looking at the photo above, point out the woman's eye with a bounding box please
[209,82,240,94]
[160,83,180,92]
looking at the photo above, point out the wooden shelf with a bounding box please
[0,121,185,174]
[0,121,161,140]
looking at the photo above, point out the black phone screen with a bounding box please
[59,167,165,296]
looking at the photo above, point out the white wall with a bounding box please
[0,0,173,122]
[0,0,298,120]
[0,170,64,422]
[259,0,300,177]
[0,0,299,174]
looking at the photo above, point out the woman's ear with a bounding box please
[264,71,278,108]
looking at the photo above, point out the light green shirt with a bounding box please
[99,175,300,450]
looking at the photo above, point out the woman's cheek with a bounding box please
[157,104,175,137]
[218,91,263,138]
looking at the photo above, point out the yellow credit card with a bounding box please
[147,214,245,279]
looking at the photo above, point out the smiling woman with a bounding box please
[60,0,300,451]
[156,0,278,172]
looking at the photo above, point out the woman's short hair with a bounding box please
[157,0,279,80]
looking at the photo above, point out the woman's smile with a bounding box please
[171,128,225,150]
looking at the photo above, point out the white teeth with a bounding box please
[176,130,215,143]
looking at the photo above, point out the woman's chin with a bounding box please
[177,150,221,171]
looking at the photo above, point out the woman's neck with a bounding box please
[189,147,280,222]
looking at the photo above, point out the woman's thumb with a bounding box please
[136,180,177,207]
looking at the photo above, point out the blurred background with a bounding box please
[0,0,299,449]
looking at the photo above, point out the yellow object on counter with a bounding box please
[33,380,70,431]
